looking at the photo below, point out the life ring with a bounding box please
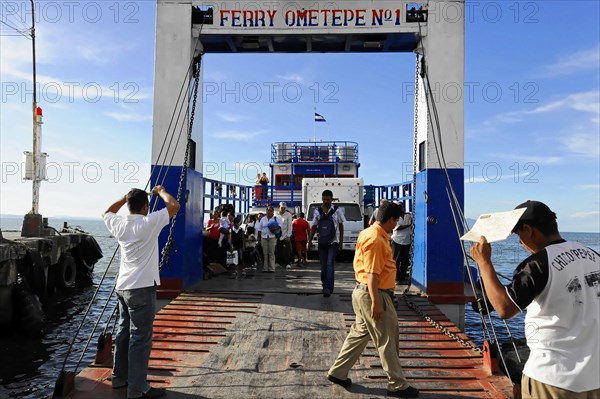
[55,254,76,289]
[26,249,48,301]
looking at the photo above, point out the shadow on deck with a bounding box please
[68,261,513,399]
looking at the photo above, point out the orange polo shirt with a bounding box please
[354,223,397,290]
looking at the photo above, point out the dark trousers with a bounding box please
[275,239,291,266]
[261,183,268,199]
[206,237,228,266]
[392,242,411,282]
[205,238,219,263]
[318,242,339,291]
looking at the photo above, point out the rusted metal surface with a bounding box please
[66,262,513,398]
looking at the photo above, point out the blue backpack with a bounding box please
[317,206,338,245]
[267,218,281,238]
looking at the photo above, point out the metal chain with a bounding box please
[406,53,420,288]
[403,294,482,354]
[159,59,201,270]
[403,79,483,357]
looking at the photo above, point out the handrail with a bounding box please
[201,178,415,220]
[271,141,359,164]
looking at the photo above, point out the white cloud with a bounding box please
[466,172,531,184]
[43,145,145,166]
[204,71,228,82]
[571,211,600,219]
[209,130,267,141]
[77,42,135,65]
[575,184,600,190]
[216,112,248,123]
[488,153,562,165]
[1,25,149,103]
[561,132,600,158]
[483,90,600,126]
[276,73,306,84]
[542,46,600,77]
[105,112,152,122]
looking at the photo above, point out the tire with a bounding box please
[80,235,103,265]
[13,282,43,334]
[0,284,13,325]
[26,249,48,301]
[70,245,94,284]
[55,254,76,289]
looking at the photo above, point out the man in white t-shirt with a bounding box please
[276,202,293,270]
[390,203,413,284]
[103,185,180,399]
[471,200,600,399]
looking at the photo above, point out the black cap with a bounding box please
[514,200,556,230]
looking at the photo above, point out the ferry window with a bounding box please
[188,139,196,170]
[307,203,362,222]
[418,141,425,172]
[275,175,291,186]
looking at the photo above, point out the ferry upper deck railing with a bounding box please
[368,181,414,212]
[271,141,359,164]
[203,177,253,219]
[202,177,414,219]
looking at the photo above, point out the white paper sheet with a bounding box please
[460,208,527,243]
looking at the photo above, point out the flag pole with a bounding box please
[313,107,316,143]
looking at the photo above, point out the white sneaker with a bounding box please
[285,265,292,270]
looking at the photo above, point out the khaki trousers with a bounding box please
[522,375,600,399]
[261,237,276,272]
[328,287,408,392]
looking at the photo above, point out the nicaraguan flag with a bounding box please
[314,112,326,122]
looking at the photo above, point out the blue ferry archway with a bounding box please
[152,0,466,325]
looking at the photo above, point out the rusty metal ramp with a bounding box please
[68,262,513,399]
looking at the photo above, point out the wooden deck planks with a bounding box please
[67,262,513,399]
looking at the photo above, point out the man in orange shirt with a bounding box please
[327,201,419,398]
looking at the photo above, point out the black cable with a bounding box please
[416,17,522,373]
[0,19,30,38]
[56,12,210,387]
[58,243,119,374]
[151,27,205,188]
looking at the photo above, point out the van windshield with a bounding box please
[307,203,362,222]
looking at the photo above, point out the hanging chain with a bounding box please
[159,58,201,270]
[406,53,420,288]
[403,294,482,354]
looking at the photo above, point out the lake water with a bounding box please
[0,215,598,398]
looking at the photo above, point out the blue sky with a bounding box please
[1,1,598,233]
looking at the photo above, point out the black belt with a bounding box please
[355,283,394,293]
